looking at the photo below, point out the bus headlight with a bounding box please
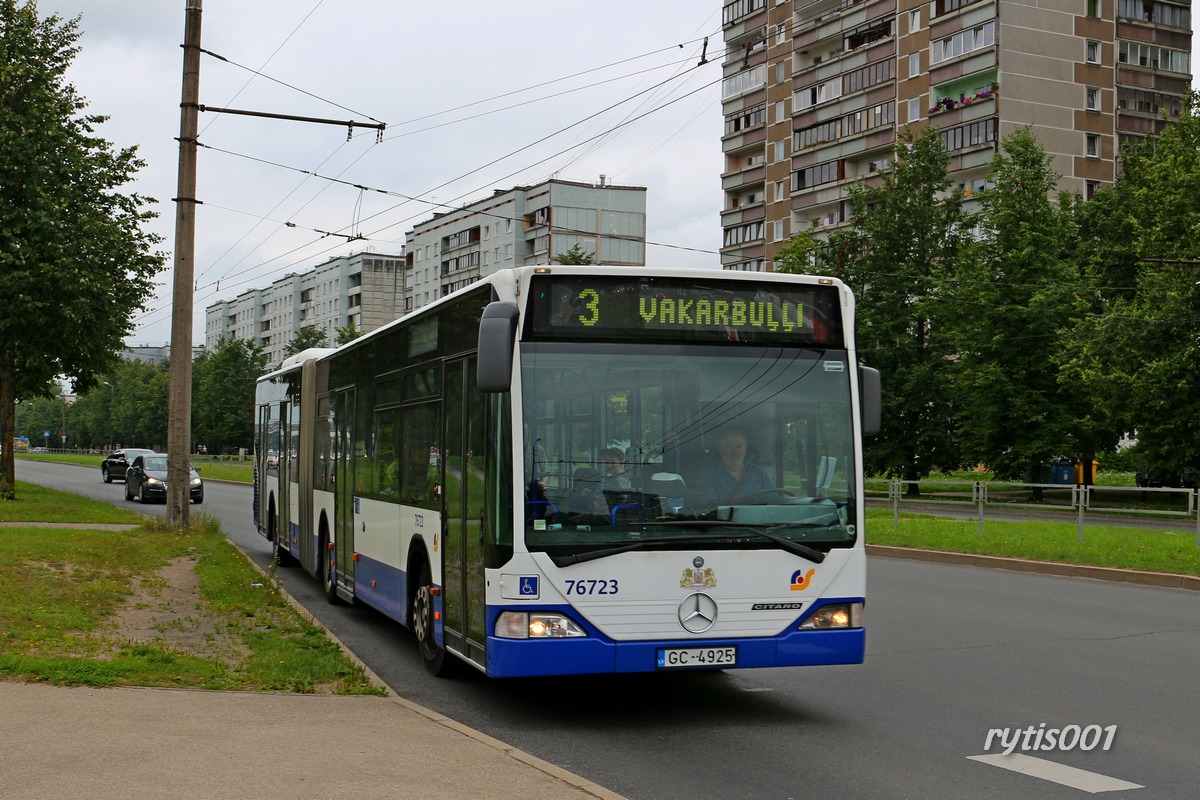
[798,602,863,630]
[495,611,586,639]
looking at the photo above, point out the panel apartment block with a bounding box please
[720,0,1192,270]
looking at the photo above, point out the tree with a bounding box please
[0,1,164,496]
[283,325,329,358]
[778,127,969,491]
[335,322,362,345]
[940,128,1107,481]
[1062,94,1200,479]
[554,243,595,265]
[192,337,267,453]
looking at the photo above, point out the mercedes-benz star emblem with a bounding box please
[678,592,718,634]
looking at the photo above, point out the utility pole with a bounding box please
[167,0,202,528]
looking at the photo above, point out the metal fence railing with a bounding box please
[868,478,1200,547]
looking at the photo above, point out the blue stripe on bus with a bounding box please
[482,601,865,678]
[352,553,410,626]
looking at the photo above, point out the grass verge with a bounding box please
[0,481,146,524]
[15,453,254,483]
[0,483,383,694]
[867,509,1200,576]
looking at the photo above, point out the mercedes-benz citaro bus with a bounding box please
[254,266,880,677]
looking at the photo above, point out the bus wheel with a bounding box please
[321,533,341,605]
[270,510,295,568]
[412,560,446,676]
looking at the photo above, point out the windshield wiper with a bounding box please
[745,526,826,564]
[642,521,830,563]
[548,537,677,567]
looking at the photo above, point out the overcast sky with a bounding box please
[48,0,726,347]
[43,2,1200,349]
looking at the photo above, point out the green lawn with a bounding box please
[866,508,1200,576]
[0,482,381,693]
[15,452,253,483]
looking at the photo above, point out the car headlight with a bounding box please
[146,477,164,486]
[190,477,202,486]
[799,602,863,630]
[494,611,586,639]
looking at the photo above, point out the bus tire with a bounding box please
[320,527,341,605]
[270,506,295,568]
[412,559,447,676]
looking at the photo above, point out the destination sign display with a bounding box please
[524,275,844,346]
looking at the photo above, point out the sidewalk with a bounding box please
[0,681,627,800]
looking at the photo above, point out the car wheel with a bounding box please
[138,484,149,504]
[102,466,111,484]
[124,482,133,501]
[413,559,448,676]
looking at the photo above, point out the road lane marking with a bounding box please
[967,754,1143,793]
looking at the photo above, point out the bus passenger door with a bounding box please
[442,357,486,668]
[333,388,356,597]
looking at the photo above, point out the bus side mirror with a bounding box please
[477,300,520,393]
[859,366,881,438]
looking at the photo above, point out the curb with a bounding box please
[866,544,1200,591]
[251,559,631,800]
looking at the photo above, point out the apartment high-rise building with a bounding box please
[205,179,647,370]
[403,178,646,313]
[720,0,1193,270]
[205,250,403,370]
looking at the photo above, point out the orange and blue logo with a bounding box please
[789,568,816,591]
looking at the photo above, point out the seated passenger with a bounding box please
[598,447,632,492]
[695,429,774,504]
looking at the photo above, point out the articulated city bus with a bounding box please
[254,266,880,677]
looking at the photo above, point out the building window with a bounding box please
[1087,0,1100,16]
[722,0,766,25]
[1086,133,1100,156]
[844,58,895,94]
[1086,40,1101,63]
[774,100,786,123]
[1086,86,1100,110]
[725,104,766,134]
[931,21,995,64]
[791,159,843,191]
[723,64,767,99]
[939,117,997,151]
[1118,0,1191,27]
[777,23,787,45]
[773,180,785,202]
[774,140,786,162]
[1085,180,1101,199]
[1117,40,1190,73]
[773,219,786,242]
[795,79,842,110]
[932,0,985,15]
[844,17,895,51]
[909,53,920,78]
[723,221,765,247]
[910,9,921,31]
[908,97,921,122]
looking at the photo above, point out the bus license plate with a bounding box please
[657,646,737,669]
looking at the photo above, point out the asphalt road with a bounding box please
[14,460,1200,799]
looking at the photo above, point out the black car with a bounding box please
[123,453,204,504]
[100,448,155,483]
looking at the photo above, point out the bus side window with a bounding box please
[401,402,440,508]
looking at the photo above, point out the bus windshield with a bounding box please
[520,342,858,556]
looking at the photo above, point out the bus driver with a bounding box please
[695,428,774,504]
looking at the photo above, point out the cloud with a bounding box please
[54,0,727,344]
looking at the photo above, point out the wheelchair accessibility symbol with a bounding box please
[519,576,540,598]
